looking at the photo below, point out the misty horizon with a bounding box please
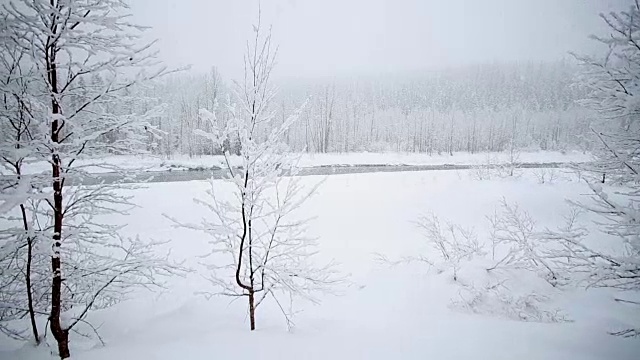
[132,0,626,80]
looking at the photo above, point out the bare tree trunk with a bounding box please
[46,13,71,357]
[448,114,455,156]
[20,203,39,344]
[13,118,40,344]
[248,289,256,331]
[471,115,477,153]
[50,100,70,358]
[488,122,495,151]
[304,112,310,152]
[321,87,334,153]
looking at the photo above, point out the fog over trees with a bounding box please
[109,60,594,157]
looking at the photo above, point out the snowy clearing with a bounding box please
[2,169,638,360]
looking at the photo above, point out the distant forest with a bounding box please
[93,60,595,157]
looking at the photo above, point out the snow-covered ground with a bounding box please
[2,150,593,175]
[3,168,638,359]
[297,150,592,167]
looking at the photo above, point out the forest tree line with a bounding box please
[121,60,596,158]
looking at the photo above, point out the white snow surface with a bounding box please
[1,150,593,175]
[2,169,638,359]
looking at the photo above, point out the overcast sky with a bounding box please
[131,0,627,79]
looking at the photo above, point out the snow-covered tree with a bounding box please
[172,19,339,331]
[0,1,180,357]
[415,214,483,282]
[486,199,557,284]
[552,1,640,337]
[126,58,590,157]
[383,203,566,324]
[0,20,48,344]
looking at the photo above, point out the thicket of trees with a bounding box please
[558,1,640,337]
[0,3,337,358]
[393,2,640,337]
[3,10,592,160]
[131,60,596,157]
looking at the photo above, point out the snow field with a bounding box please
[4,168,639,359]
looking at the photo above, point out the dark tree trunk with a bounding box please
[236,165,258,332]
[50,151,69,358]
[46,9,71,357]
[21,204,39,344]
[50,96,69,357]
[54,328,70,359]
[50,88,69,358]
[248,290,256,331]
[17,147,39,344]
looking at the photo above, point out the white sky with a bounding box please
[130,0,628,79]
